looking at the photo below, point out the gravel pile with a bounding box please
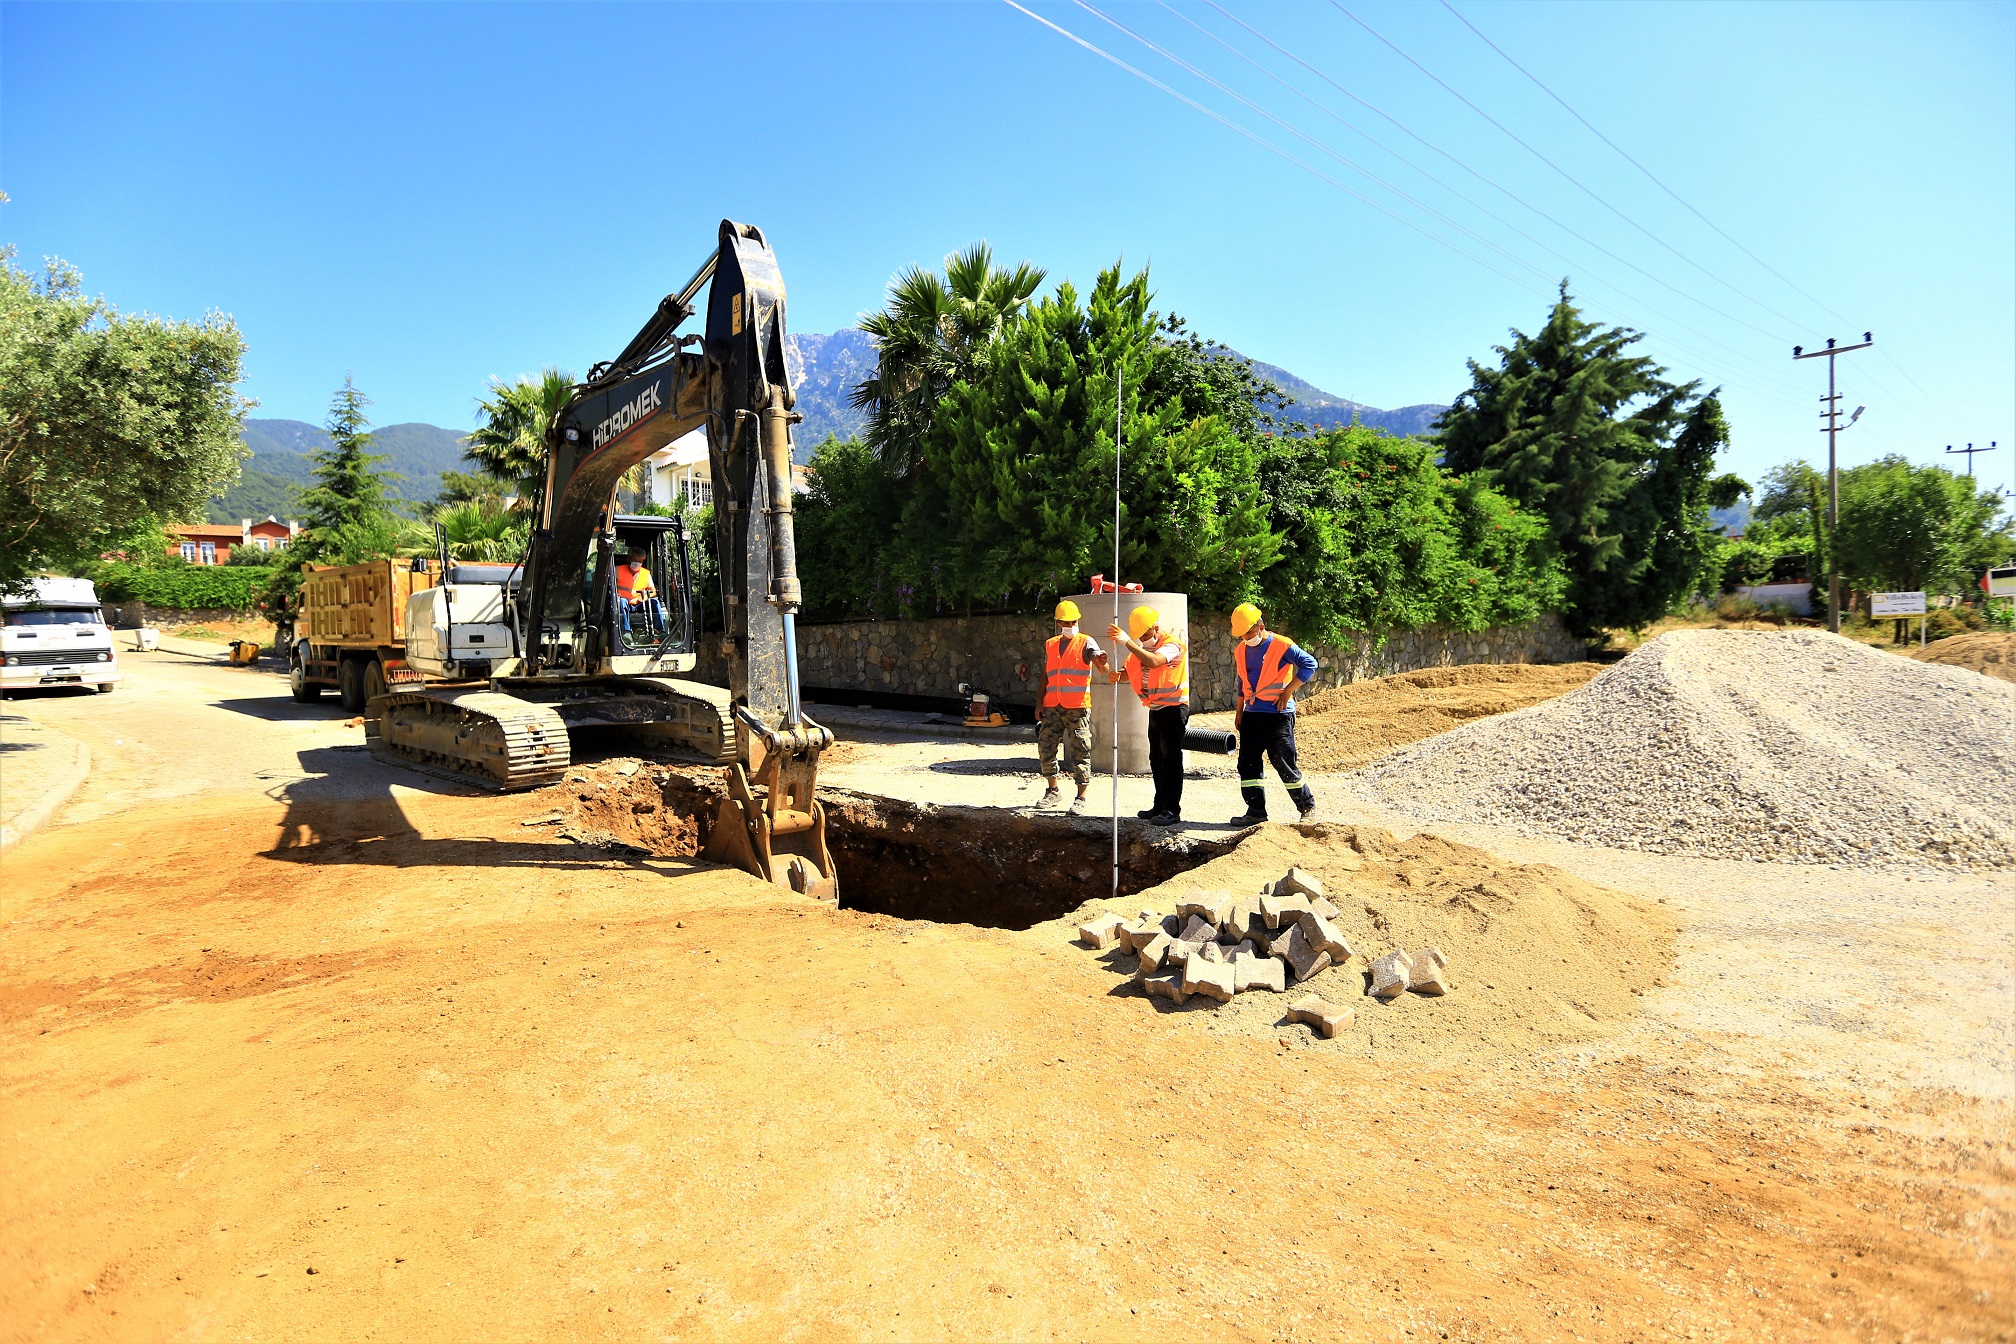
[1355,630,2016,871]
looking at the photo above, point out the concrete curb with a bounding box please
[0,728,91,854]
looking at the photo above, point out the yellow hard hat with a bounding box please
[1128,605,1160,639]
[1054,599,1081,622]
[1229,602,1263,638]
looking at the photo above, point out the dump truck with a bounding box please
[286,556,456,711]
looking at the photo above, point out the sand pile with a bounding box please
[1912,631,2016,685]
[1071,823,1675,1058]
[1292,662,1604,772]
[1357,630,2016,871]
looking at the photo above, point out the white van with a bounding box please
[1,576,120,695]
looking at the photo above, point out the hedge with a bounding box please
[91,563,275,610]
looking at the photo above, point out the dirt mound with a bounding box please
[1912,630,2016,684]
[1065,822,1676,1060]
[1293,662,1604,772]
[557,763,701,855]
[1358,630,2016,871]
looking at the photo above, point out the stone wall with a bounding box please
[102,603,262,631]
[699,611,1586,712]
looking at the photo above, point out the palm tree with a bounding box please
[466,368,577,505]
[426,499,529,562]
[851,243,1045,473]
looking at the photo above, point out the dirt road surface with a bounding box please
[3,650,2010,1341]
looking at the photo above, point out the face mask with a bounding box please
[1242,632,1265,648]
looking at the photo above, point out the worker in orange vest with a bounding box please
[616,548,662,638]
[1107,604,1189,826]
[1037,599,1110,815]
[1228,602,1319,825]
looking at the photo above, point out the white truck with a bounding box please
[1,576,120,696]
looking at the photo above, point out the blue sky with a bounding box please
[3,1,2011,496]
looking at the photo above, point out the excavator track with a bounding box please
[368,688,571,791]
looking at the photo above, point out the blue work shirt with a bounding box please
[1240,637,1320,714]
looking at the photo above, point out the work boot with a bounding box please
[1039,786,1061,809]
[1136,806,1159,819]
[1298,802,1318,821]
[1148,811,1181,827]
[1067,796,1087,816]
[1229,811,1266,827]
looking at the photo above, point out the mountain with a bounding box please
[785,330,876,455]
[208,419,472,523]
[209,340,1443,521]
[778,329,1449,452]
[1240,358,1447,437]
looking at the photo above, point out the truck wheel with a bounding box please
[96,682,117,695]
[290,654,322,703]
[363,658,388,704]
[337,657,366,712]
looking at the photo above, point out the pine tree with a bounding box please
[297,376,394,535]
[1438,284,1733,634]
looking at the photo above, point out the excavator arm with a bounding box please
[526,220,835,896]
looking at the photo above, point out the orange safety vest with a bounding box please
[1044,633,1094,709]
[1235,633,1299,708]
[1126,635,1188,709]
[617,563,653,600]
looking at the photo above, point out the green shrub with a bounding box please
[90,562,274,610]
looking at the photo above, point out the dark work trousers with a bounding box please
[1146,704,1189,817]
[1237,711,1314,818]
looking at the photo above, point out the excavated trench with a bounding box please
[564,764,1237,930]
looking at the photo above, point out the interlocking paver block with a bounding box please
[1181,956,1236,1003]
[1120,917,1166,952]
[1369,950,1412,999]
[1276,867,1325,901]
[1137,932,1175,973]
[1288,993,1354,1038]
[1142,972,1188,1005]
[1259,891,1313,930]
[1296,910,1353,963]
[1222,899,1264,944]
[1409,948,1449,995]
[1178,891,1236,927]
[1311,896,1342,921]
[1178,914,1219,949]
[1235,955,1286,993]
[1078,914,1127,949]
[1271,921,1333,982]
[1199,940,1228,964]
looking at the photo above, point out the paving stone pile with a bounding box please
[1078,867,1452,1036]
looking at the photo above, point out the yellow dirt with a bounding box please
[1911,630,2016,683]
[1290,663,1605,773]
[5,786,2008,1341]
[1073,822,1676,1060]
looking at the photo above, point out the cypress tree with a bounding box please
[1438,284,1735,634]
[297,376,394,536]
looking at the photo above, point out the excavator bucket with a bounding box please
[702,748,838,900]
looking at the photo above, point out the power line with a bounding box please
[1334,1,1814,339]
[998,0,1547,296]
[1192,1,1808,361]
[1435,0,1938,410]
[1006,1,1815,412]
[1153,1,1815,400]
[1438,0,1843,326]
[1074,1,1557,286]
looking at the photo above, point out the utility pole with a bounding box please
[1945,441,1999,477]
[1793,333,1873,634]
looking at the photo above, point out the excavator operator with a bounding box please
[616,548,664,639]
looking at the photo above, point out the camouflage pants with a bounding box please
[1037,705,1093,787]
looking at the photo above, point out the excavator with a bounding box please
[366,220,837,898]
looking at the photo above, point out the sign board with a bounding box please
[1985,566,2016,599]
[1871,591,1927,617]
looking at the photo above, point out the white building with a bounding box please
[638,429,811,510]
